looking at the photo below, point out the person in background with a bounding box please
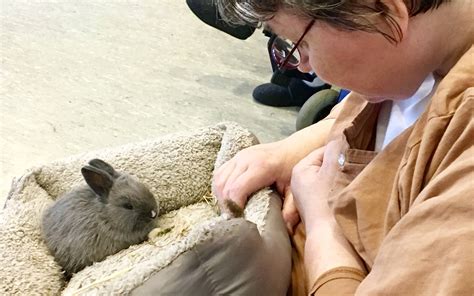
[186,0,330,107]
[212,0,474,295]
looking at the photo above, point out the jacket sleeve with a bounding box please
[308,144,473,295]
[353,94,474,295]
[310,95,474,295]
[309,267,365,295]
[355,146,474,294]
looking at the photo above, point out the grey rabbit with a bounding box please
[41,159,158,277]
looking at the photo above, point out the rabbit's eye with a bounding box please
[123,203,133,210]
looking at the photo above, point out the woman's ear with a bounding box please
[377,0,409,43]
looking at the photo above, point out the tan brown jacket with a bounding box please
[305,46,473,295]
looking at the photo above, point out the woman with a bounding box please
[212,0,473,295]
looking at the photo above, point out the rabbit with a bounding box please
[41,158,158,277]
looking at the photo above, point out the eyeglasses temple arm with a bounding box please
[279,19,315,69]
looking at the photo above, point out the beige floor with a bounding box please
[0,1,298,204]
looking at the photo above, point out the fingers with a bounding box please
[275,181,288,196]
[281,189,300,235]
[212,160,255,211]
[212,160,236,198]
[291,148,324,188]
[220,165,249,209]
[289,146,331,227]
[222,168,272,209]
[224,163,248,197]
[296,146,325,168]
[213,159,275,214]
[212,144,287,217]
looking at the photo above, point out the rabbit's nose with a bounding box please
[150,210,157,219]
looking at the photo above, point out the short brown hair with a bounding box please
[217,0,450,43]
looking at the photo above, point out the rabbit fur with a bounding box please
[41,159,158,277]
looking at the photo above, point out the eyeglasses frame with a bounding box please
[275,19,315,71]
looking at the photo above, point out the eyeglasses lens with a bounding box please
[271,37,300,69]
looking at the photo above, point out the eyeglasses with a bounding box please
[271,20,315,71]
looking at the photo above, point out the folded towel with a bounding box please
[1,122,290,295]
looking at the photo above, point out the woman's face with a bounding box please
[267,11,433,102]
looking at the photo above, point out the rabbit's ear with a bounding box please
[88,159,119,179]
[81,165,114,199]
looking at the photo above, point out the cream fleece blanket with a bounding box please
[0,122,284,295]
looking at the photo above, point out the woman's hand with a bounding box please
[212,115,337,218]
[212,141,294,215]
[290,146,331,228]
[213,141,303,233]
[291,142,365,282]
[281,188,301,235]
